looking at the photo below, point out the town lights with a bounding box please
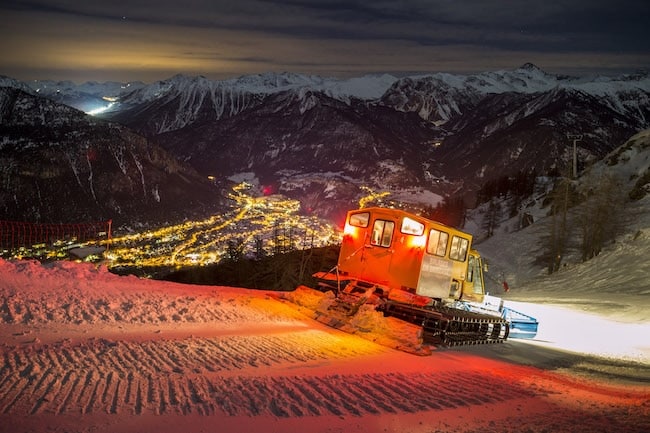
[103,182,340,269]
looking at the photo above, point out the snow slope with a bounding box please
[0,258,648,433]
[465,130,650,365]
[476,129,650,303]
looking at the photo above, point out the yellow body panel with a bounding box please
[337,207,484,303]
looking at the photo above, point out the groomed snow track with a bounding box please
[0,332,535,418]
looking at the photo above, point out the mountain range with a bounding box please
[0,86,222,226]
[1,63,649,226]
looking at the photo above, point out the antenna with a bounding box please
[566,134,583,178]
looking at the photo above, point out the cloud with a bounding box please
[1,0,648,82]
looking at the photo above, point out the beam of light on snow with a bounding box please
[505,301,650,363]
[86,101,115,116]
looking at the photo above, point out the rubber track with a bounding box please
[380,301,509,347]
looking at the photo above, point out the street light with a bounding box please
[566,134,583,178]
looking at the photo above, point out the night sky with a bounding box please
[2,0,649,83]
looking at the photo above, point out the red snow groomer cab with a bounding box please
[313,207,538,347]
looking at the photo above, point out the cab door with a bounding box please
[338,210,397,286]
[462,252,485,302]
[359,216,397,285]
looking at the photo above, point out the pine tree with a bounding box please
[481,198,502,238]
[540,176,575,273]
[577,172,624,261]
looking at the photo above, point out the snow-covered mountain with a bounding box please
[2,64,649,223]
[0,76,146,115]
[1,72,397,125]
[474,128,650,292]
[100,63,650,134]
[101,72,399,135]
[92,64,648,215]
[383,63,649,132]
[0,87,222,225]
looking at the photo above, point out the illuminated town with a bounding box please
[1,183,402,272]
[104,182,342,269]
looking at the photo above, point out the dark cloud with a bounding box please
[1,0,648,82]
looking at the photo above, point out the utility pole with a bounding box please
[566,134,583,178]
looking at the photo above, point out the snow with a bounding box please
[11,65,648,109]
[461,130,650,378]
[507,301,649,362]
[7,65,649,133]
[105,72,397,113]
[388,187,444,208]
[227,171,260,187]
[1,217,649,433]
[223,72,397,100]
[398,65,649,124]
[316,74,399,100]
[415,64,650,96]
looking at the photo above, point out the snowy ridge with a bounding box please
[0,76,145,114]
[4,64,648,129]
[154,72,397,100]
[111,75,265,133]
[115,72,396,107]
[0,86,222,225]
[3,71,398,108]
[105,72,401,134]
[588,128,650,198]
[413,63,650,96]
[4,64,649,113]
[473,129,650,312]
[0,75,33,93]
[27,79,145,98]
[385,64,650,123]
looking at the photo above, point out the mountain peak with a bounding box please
[518,62,543,72]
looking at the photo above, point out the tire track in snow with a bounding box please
[0,332,541,418]
[1,376,29,414]
[55,370,79,415]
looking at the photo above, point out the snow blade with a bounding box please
[501,306,538,339]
